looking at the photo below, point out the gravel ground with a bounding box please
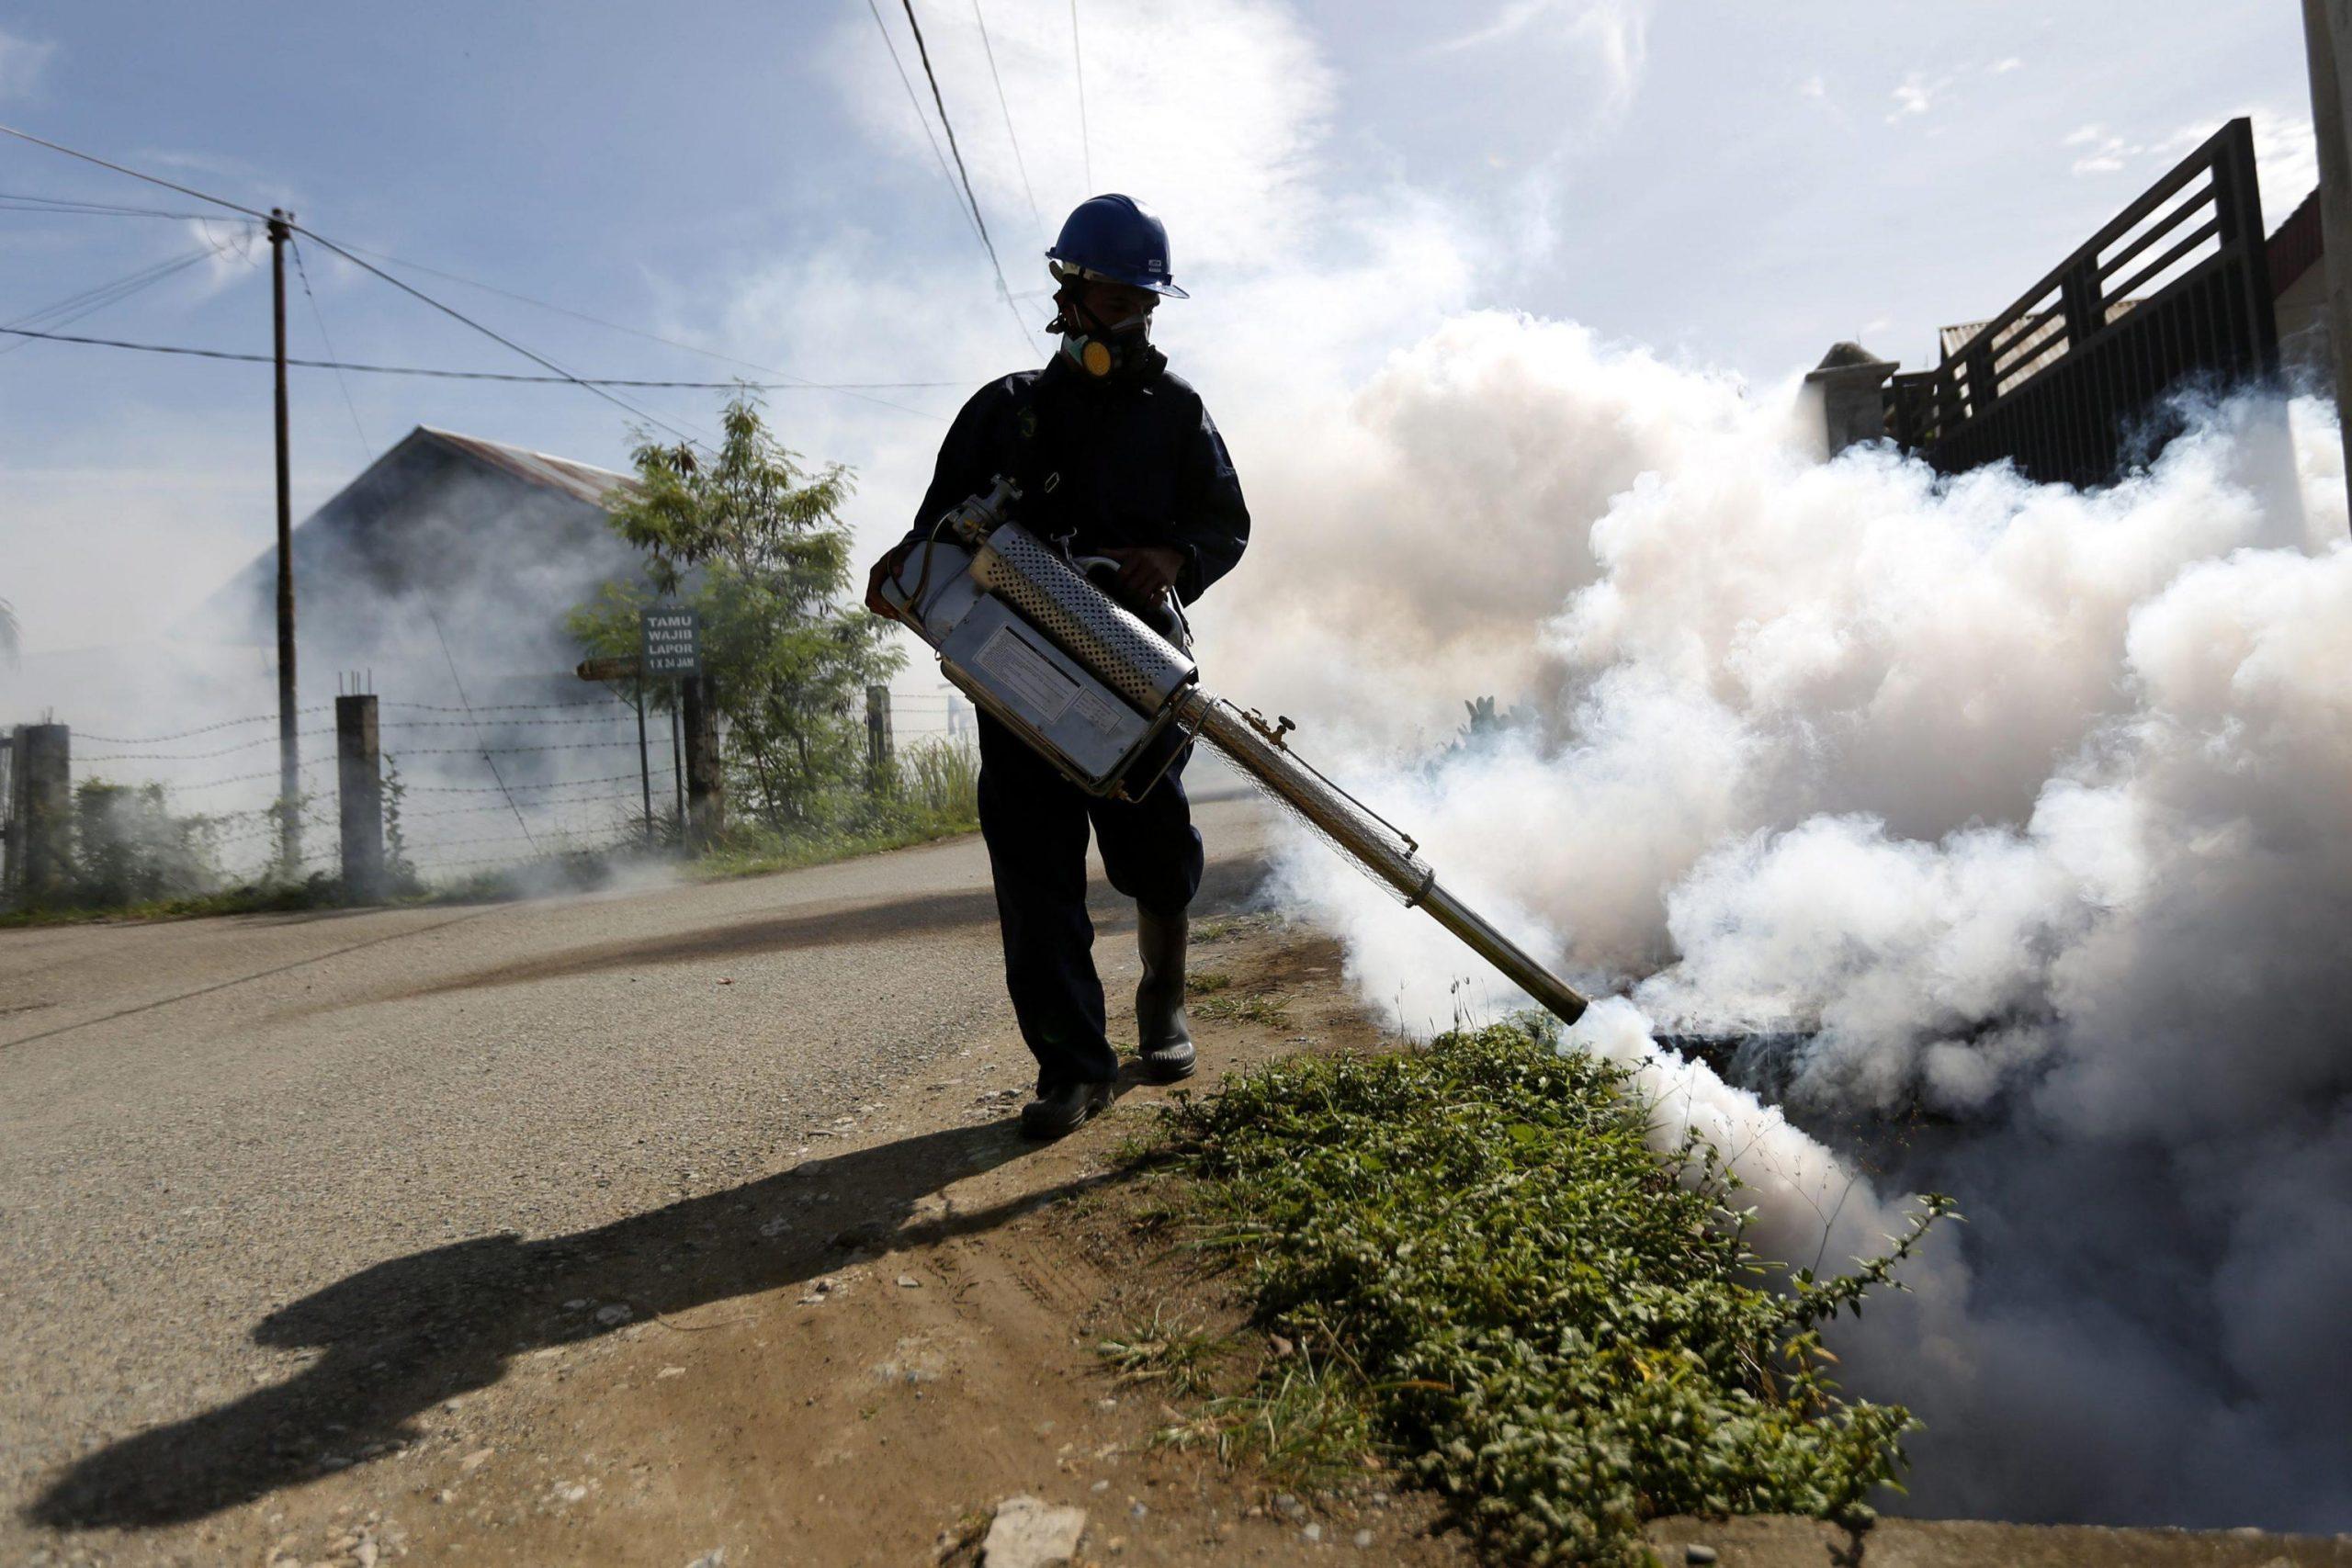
[0,793,1271,1557]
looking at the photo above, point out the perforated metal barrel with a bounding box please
[970,524,1196,714]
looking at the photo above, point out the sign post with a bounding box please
[640,609,702,847]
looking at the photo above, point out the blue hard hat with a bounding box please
[1045,194,1188,299]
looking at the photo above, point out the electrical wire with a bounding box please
[288,232,376,465]
[972,0,1046,241]
[892,0,1039,355]
[0,121,959,420]
[0,191,224,220]
[302,243,956,418]
[0,122,707,448]
[865,0,986,253]
[1070,0,1093,192]
[290,228,710,449]
[290,236,374,466]
[0,324,960,389]
[0,244,220,357]
[0,123,279,221]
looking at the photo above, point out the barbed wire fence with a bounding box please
[377,694,677,880]
[8,685,971,897]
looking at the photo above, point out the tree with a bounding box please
[568,398,903,834]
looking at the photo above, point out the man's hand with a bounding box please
[865,542,913,619]
[1098,545,1184,605]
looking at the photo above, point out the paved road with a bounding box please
[0,793,1271,1547]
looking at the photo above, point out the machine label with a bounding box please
[1071,686,1126,735]
[977,626,1078,723]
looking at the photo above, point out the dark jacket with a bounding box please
[903,354,1250,604]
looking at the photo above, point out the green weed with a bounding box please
[1096,1303,1233,1400]
[1146,1023,1951,1564]
[1195,992,1293,1028]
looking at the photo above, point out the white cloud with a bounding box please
[2245,108,2316,207]
[1797,73,1826,101]
[1988,56,2024,74]
[0,26,58,100]
[1434,0,1557,52]
[829,0,1334,271]
[2065,108,2316,205]
[1886,69,1952,123]
[1432,0,1652,119]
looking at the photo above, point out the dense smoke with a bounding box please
[1230,315,2351,1529]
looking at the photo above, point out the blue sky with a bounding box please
[0,0,2319,660]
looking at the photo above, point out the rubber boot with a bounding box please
[1019,1080,1115,1140]
[1135,905,1197,1082]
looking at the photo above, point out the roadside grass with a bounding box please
[1155,1349,1379,1493]
[0,874,348,929]
[677,811,975,886]
[1097,1303,1235,1400]
[1194,991,1293,1028]
[2,741,982,927]
[1129,1021,1951,1565]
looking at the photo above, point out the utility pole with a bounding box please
[2303,1,2352,522]
[268,209,301,874]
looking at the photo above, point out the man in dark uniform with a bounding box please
[865,194,1250,1139]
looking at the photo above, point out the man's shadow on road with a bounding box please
[28,1100,1144,1531]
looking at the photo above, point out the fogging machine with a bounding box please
[878,478,1590,1026]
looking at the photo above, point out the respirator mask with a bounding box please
[1047,265,1159,379]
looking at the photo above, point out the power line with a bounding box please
[865,0,986,253]
[0,123,278,222]
[0,121,707,447]
[1,121,960,420]
[1070,0,1093,192]
[3,127,952,420]
[0,191,225,220]
[971,0,1046,241]
[893,0,1040,355]
[0,324,964,389]
[0,244,220,358]
[290,236,374,465]
[289,227,709,448]
[324,241,955,418]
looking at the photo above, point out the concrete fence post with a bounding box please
[682,674,724,852]
[336,694,384,901]
[865,684,894,794]
[1,728,16,900]
[12,723,73,903]
[1804,342,1900,458]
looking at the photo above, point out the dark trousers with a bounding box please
[976,712,1204,1090]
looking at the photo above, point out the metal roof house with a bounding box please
[191,426,644,695]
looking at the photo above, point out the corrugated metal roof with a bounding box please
[420,426,640,507]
